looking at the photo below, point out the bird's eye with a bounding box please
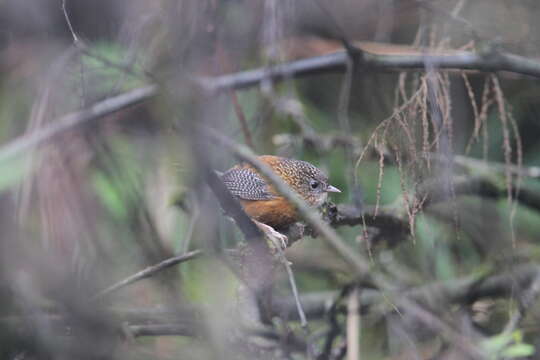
[310,180,320,189]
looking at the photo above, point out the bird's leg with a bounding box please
[253,220,288,252]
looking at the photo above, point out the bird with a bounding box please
[221,155,341,231]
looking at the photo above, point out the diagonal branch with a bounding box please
[201,126,371,278]
[204,167,267,247]
[0,85,157,163]
[4,49,540,165]
[91,249,203,301]
[271,264,540,322]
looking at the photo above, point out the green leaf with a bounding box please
[92,172,127,219]
[501,343,535,358]
[481,333,513,354]
[0,155,30,192]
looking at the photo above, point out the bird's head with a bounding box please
[283,159,341,206]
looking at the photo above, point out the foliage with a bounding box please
[0,0,540,359]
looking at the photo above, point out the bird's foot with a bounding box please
[253,220,289,253]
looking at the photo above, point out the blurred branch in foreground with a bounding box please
[2,1,540,358]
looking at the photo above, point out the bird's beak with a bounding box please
[326,185,341,193]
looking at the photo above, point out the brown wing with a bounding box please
[221,168,277,201]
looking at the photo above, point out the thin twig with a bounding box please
[274,245,308,328]
[78,44,153,81]
[129,323,198,337]
[416,0,480,41]
[312,0,362,58]
[230,90,256,150]
[91,249,203,300]
[62,0,151,81]
[61,0,78,43]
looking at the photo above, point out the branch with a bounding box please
[274,264,540,320]
[230,90,256,150]
[203,167,267,247]
[128,323,199,337]
[8,265,538,354]
[331,204,409,239]
[333,174,540,242]
[396,297,486,359]
[126,322,308,352]
[91,249,203,300]
[5,52,540,165]
[197,151,277,324]
[201,126,370,278]
[0,85,157,163]
[200,49,540,92]
[418,176,540,213]
[12,263,538,329]
[438,154,540,180]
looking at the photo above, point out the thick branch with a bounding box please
[332,204,409,236]
[200,50,540,92]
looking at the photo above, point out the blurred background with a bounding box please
[1,0,540,359]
